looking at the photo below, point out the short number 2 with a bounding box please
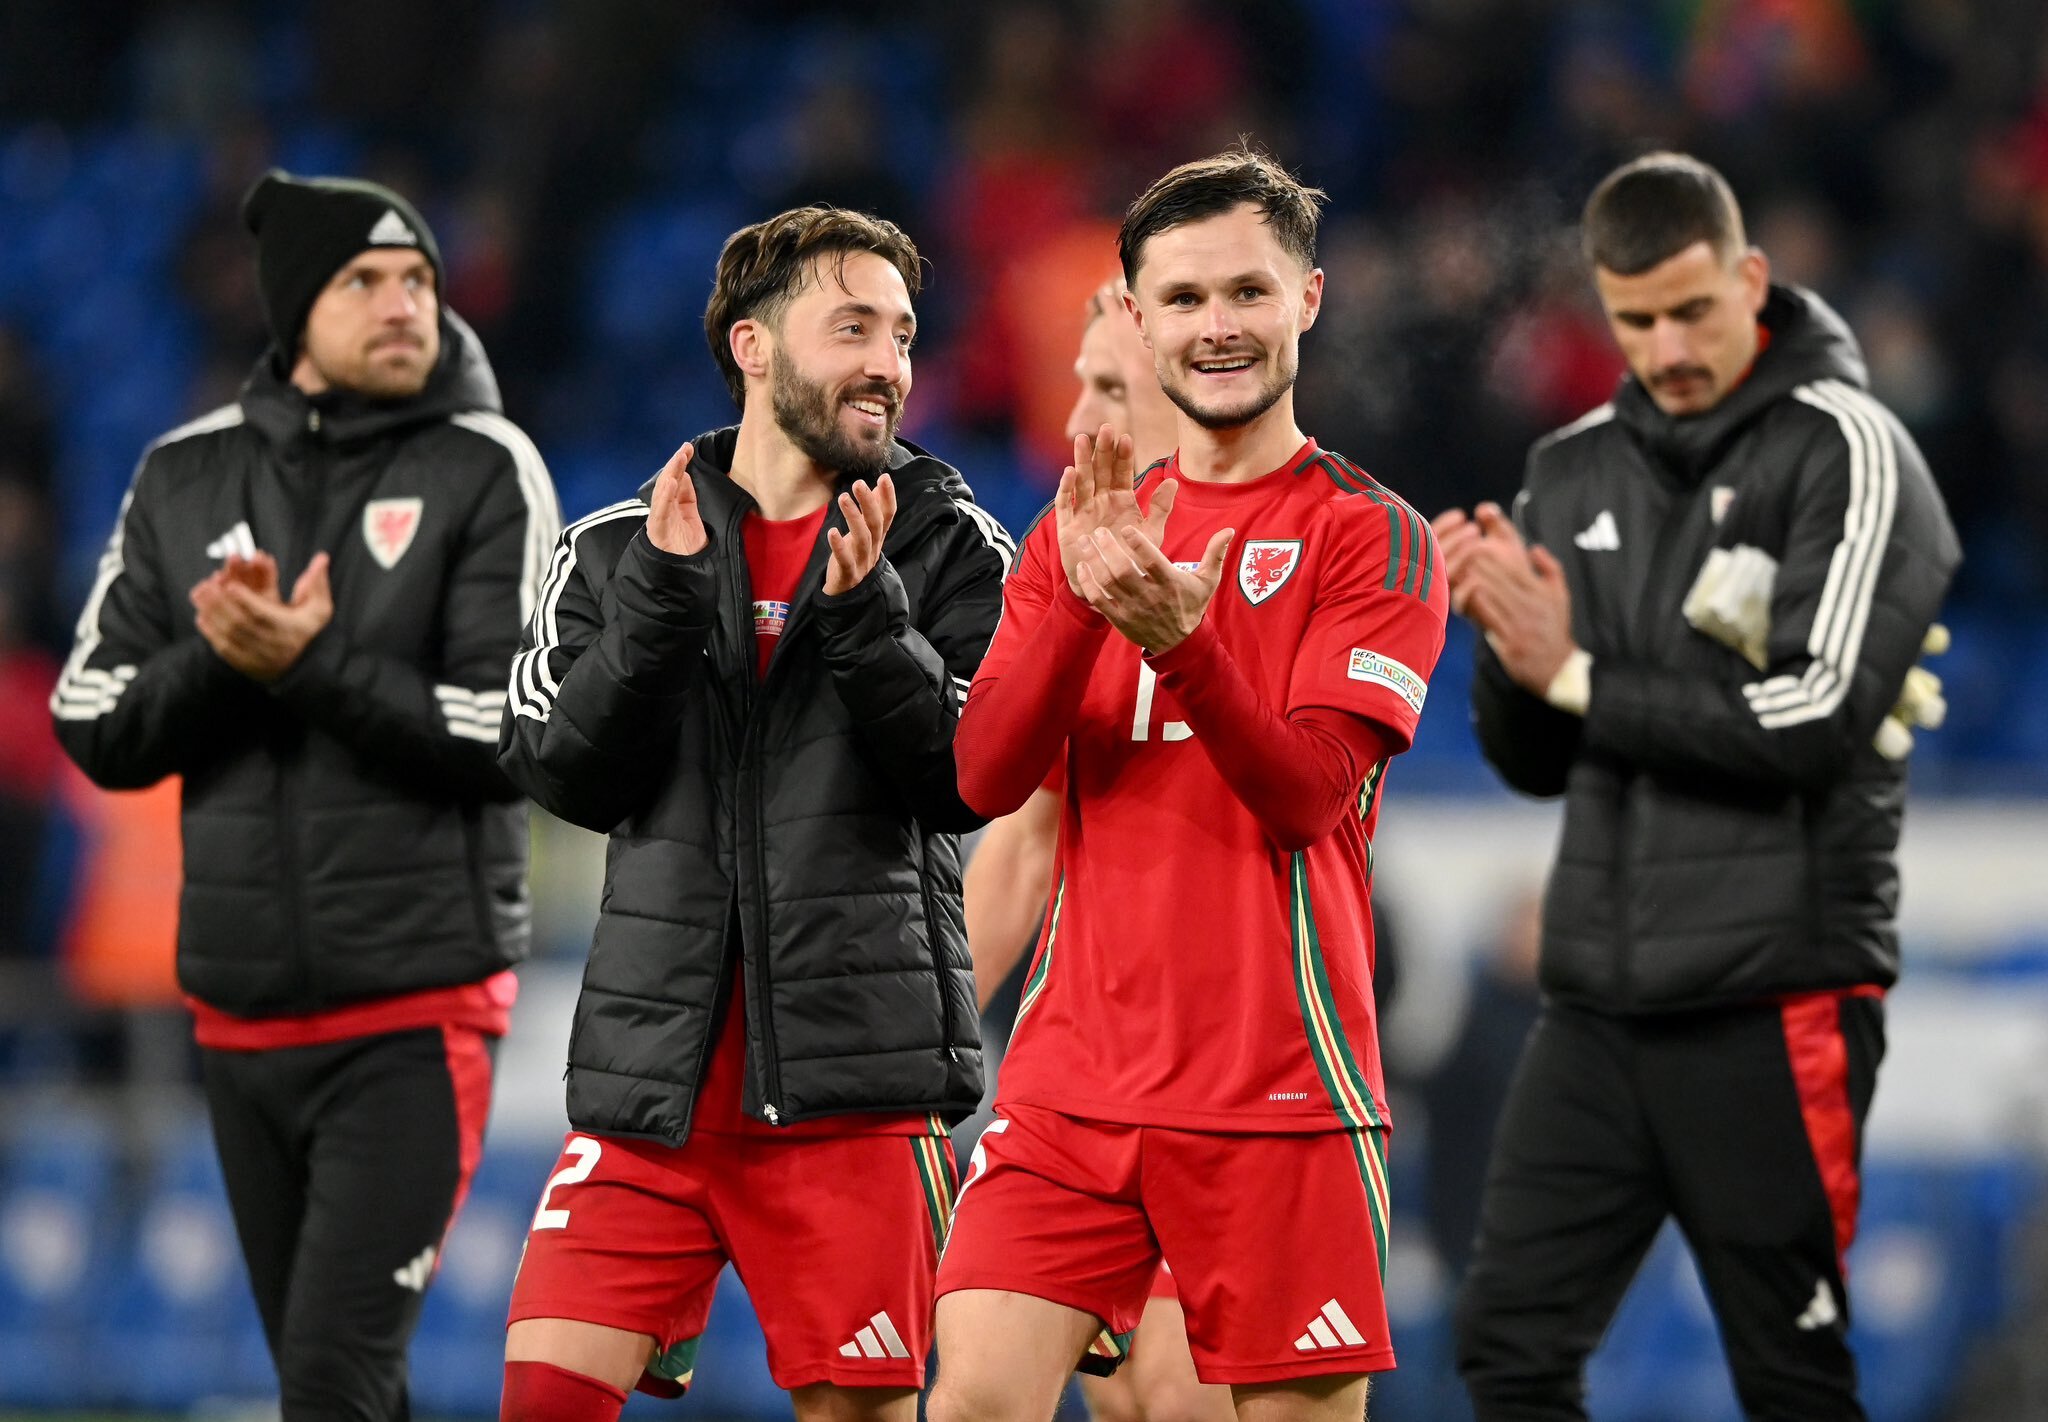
[531,1136,602,1231]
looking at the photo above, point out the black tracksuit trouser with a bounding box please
[202,1026,495,1422]
[1454,993,1884,1422]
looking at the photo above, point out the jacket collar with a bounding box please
[238,309,503,453]
[1610,284,1869,484]
[640,425,972,531]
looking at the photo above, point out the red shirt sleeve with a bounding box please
[1147,501,1447,850]
[1148,621,1395,851]
[1287,499,1450,751]
[954,518,1108,817]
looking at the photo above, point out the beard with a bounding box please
[302,338,435,401]
[1159,346,1297,431]
[771,348,899,479]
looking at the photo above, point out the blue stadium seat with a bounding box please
[0,1110,120,1407]
[96,1126,269,1408]
[585,202,739,358]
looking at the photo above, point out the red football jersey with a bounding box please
[976,441,1447,1133]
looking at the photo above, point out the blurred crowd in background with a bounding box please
[0,3,2046,1415]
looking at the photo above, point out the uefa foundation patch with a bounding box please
[1347,649,1427,714]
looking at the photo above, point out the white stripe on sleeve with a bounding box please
[1741,380,1898,729]
[507,500,648,723]
[952,496,1016,577]
[50,404,245,723]
[450,410,564,628]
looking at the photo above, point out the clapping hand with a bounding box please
[824,474,896,596]
[190,550,334,681]
[1433,503,1577,695]
[647,442,708,556]
[1070,501,1234,656]
[1055,423,1176,599]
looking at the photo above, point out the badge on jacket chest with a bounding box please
[1238,539,1302,605]
[363,498,424,569]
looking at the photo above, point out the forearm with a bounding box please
[1582,655,1879,791]
[54,639,255,789]
[816,563,983,832]
[955,587,1109,817]
[1472,639,1581,798]
[269,638,515,800]
[1149,620,1395,850]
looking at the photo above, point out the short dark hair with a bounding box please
[1118,142,1326,286]
[1581,152,1747,276]
[703,206,922,407]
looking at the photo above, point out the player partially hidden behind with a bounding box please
[934,145,1448,1422]
[495,206,1009,1422]
[963,278,1231,1422]
[1435,153,1959,1420]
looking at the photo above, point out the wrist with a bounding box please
[1145,617,1217,675]
[1543,647,1592,716]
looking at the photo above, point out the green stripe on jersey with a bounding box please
[1345,1127,1391,1281]
[911,1131,957,1255]
[1320,452,1434,599]
[1016,877,1065,1022]
[1330,451,1435,601]
[1288,853,1383,1132]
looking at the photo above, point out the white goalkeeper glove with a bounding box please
[1683,545,1778,670]
[1873,624,1950,760]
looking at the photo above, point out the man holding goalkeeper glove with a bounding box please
[1433,152,1959,1421]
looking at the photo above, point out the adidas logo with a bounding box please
[1573,509,1621,551]
[368,207,418,247]
[1794,1278,1839,1332]
[1293,1297,1369,1352]
[205,520,256,561]
[837,1310,911,1360]
[392,1245,436,1293]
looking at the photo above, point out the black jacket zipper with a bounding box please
[737,488,954,1125]
[279,407,325,1001]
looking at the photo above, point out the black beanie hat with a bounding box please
[240,168,445,353]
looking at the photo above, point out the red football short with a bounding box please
[508,1127,957,1392]
[938,1104,1395,1384]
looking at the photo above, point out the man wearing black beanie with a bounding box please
[53,168,561,1421]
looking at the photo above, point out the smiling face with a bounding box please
[1594,239,1769,417]
[1126,202,1322,433]
[753,249,915,478]
[296,248,440,399]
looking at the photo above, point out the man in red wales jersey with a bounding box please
[932,145,1448,1422]
[496,207,1008,1422]
[963,278,1233,1422]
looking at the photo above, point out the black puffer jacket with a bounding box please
[52,314,559,1014]
[499,427,1010,1141]
[1475,286,1960,1011]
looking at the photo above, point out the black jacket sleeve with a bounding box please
[499,514,719,832]
[1581,400,1960,792]
[268,449,561,802]
[51,453,259,788]
[1472,637,1582,798]
[812,506,1010,834]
